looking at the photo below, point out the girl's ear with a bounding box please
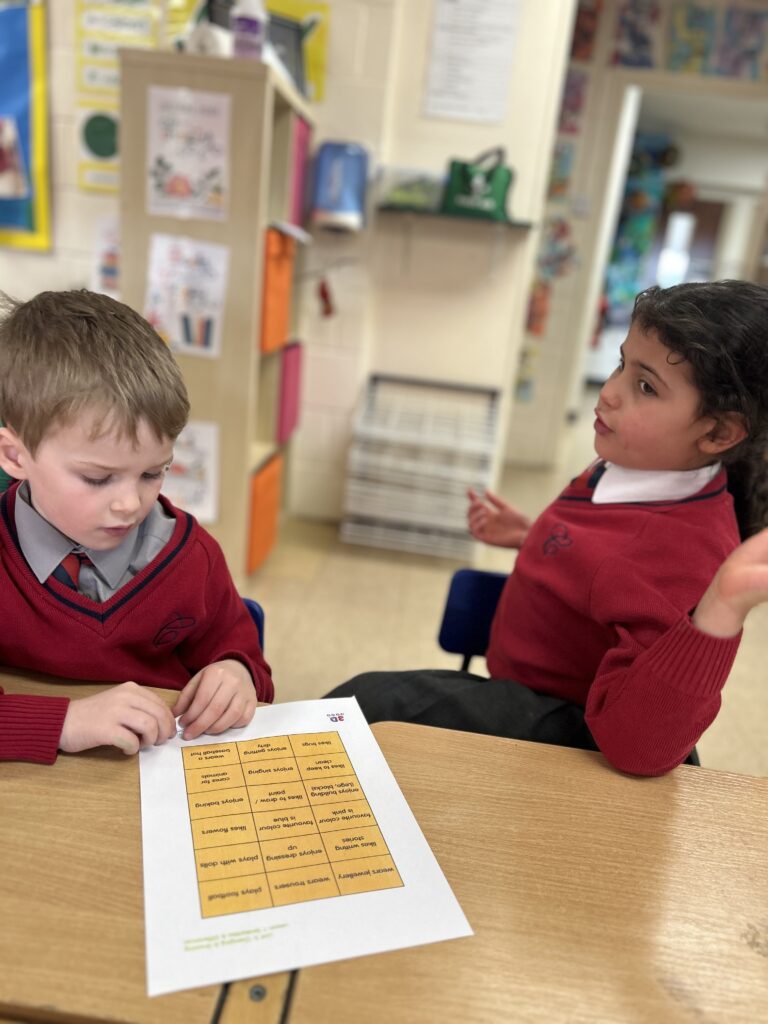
[0,426,31,480]
[697,412,748,456]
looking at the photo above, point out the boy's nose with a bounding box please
[111,486,142,516]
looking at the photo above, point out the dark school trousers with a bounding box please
[325,669,601,752]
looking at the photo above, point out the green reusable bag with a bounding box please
[439,148,514,222]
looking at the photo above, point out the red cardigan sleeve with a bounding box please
[584,533,740,776]
[0,688,69,764]
[177,535,274,703]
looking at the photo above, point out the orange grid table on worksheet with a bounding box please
[183,731,403,918]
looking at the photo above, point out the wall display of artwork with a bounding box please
[0,0,50,251]
[162,420,220,524]
[144,233,230,359]
[612,0,662,68]
[147,85,230,221]
[75,1,161,192]
[548,141,575,200]
[667,2,716,72]
[571,0,604,62]
[558,69,589,134]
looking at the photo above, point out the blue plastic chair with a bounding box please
[242,597,265,649]
[437,568,507,671]
[437,568,701,766]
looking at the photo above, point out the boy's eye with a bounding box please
[142,470,164,481]
[82,475,111,487]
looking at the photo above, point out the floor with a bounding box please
[244,387,767,778]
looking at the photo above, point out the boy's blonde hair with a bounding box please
[0,289,190,453]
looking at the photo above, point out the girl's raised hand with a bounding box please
[694,526,768,638]
[466,488,532,549]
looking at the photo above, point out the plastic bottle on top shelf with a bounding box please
[230,0,269,60]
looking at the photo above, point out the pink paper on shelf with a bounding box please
[277,341,302,444]
[290,118,311,226]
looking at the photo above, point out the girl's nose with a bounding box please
[599,377,620,409]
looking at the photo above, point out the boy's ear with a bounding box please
[0,426,31,480]
[697,412,748,456]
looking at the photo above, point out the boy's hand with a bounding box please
[59,681,177,755]
[172,659,261,740]
[694,527,768,638]
[467,488,532,549]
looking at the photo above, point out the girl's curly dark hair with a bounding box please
[632,281,768,538]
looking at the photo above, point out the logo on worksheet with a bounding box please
[326,712,345,723]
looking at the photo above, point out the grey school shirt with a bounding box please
[14,481,175,602]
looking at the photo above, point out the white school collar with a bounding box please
[591,461,721,505]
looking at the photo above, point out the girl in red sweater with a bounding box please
[330,281,768,775]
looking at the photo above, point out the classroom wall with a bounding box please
[507,0,768,467]
[0,1,575,523]
[288,0,576,519]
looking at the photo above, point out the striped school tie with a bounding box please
[52,551,92,591]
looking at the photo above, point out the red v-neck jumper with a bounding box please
[486,467,742,775]
[0,486,273,764]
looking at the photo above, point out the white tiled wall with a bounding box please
[288,0,576,520]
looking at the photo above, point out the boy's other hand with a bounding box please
[59,681,176,755]
[694,526,768,638]
[467,488,532,549]
[172,659,260,740]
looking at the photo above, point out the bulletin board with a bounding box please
[0,0,51,250]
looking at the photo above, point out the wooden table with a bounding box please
[3,674,768,1023]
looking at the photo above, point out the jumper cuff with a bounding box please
[0,694,69,765]
[642,614,741,699]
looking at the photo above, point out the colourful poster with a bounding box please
[708,7,768,80]
[162,420,220,524]
[571,0,603,62]
[558,69,588,135]
[144,233,230,359]
[0,0,50,250]
[667,2,717,72]
[612,0,662,68]
[147,86,230,221]
[75,1,161,192]
[548,141,575,200]
[267,0,329,101]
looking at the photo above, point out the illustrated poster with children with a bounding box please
[139,697,472,996]
[146,85,230,221]
[161,420,220,524]
[144,233,229,359]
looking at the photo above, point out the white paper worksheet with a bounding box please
[139,698,473,996]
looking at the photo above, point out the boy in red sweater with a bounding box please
[0,290,273,764]
[329,281,768,775]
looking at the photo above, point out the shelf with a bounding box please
[376,205,533,230]
[250,440,279,473]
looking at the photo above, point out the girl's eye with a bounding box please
[639,379,657,396]
[82,476,111,487]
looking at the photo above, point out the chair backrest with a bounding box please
[438,568,507,671]
[242,597,265,649]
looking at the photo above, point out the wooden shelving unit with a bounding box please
[119,49,312,580]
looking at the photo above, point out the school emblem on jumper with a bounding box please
[153,614,196,645]
[543,524,573,556]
